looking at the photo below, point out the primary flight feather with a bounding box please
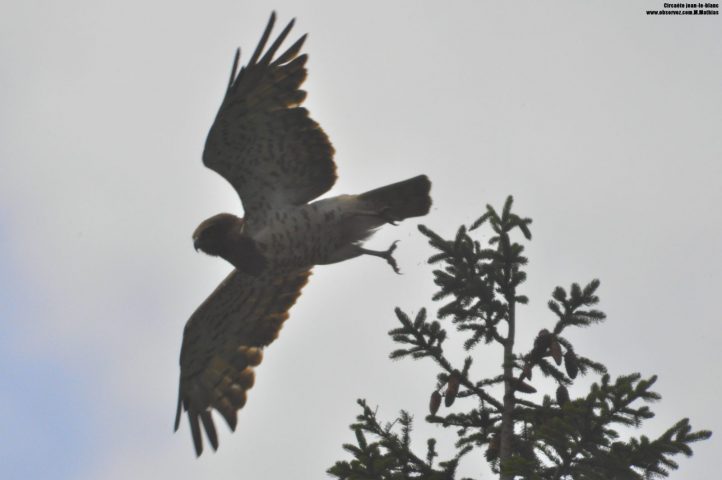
[175,12,432,456]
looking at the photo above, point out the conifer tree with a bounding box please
[328,196,711,480]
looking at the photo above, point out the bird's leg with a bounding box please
[358,241,401,274]
[351,207,400,226]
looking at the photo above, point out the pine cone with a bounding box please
[550,339,562,365]
[445,370,461,407]
[486,434,500,460]
[564,350,579,379]
[556,385,570,405]
[429,390,442,415]
[510,377,537,394]
[531,329,552,360]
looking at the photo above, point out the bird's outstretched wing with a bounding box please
[203,12,336,229]
[175,267,311,456]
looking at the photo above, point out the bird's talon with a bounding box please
[383,241,401,274]
[359,241,401,274]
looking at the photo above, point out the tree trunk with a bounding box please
[499,299,516,480]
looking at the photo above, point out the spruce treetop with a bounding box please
[328,196,711,480]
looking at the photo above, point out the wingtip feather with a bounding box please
[200,410,219,451]
[248,12,277,66]
[188,412,204,457]
[258,17,297,66]
[174,388,183,432]
[226,48,241,93]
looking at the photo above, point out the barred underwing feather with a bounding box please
[203,12,336,230]
[175,268,311,456]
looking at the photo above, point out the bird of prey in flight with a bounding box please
[175,12,432,456]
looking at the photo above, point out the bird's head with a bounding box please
[192,213,244,257]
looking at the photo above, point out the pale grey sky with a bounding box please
[1,1,720,479]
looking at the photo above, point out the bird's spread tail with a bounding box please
[359,175,431,221]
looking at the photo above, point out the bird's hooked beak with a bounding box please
[193,235,201,252]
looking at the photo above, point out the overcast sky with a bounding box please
[1,1,720,479]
